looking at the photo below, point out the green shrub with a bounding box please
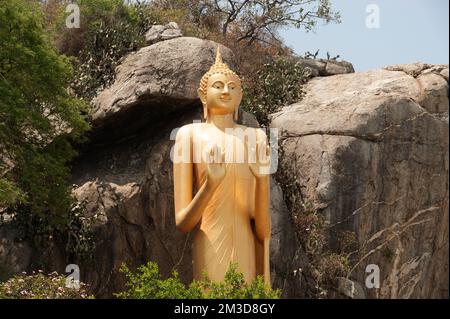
[317,253,350,287]
[0,0,89,224]
[241,57,311,126]
[0,179,25,208]
[115,262,202,299]
[115,261,281,299]
[0,271,93,299]
[293,208,327,255]
[62,201,96,260]
[68,1,153,100]
[200,263,281,299]
[11,200,96,262]
[337,230,359,255]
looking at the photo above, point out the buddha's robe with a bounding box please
[191,132,260,283]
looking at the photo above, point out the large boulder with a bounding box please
[270,63,449,298]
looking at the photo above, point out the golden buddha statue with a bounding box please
[173,47,271,285]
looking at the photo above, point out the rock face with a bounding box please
[269,181,311,297]
[270,63,449,298]
[0,226,32,281]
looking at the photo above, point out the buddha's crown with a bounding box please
[199,46,241,95]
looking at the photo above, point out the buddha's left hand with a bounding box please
[249,140,271,178]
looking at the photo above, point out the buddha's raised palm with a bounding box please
[249,140,271,179]
[206,144,226,187]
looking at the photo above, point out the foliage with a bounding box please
[316,253,350,287]
[43,0,145,55]
[381,246,395,262]
[200,263,280,299]
[303,49,340,61]
[63,0,153,100]
[115,261,280,299]
[337,230,359,255]
[292,207,326,255]
[0,0,89,222]
[114,262,202,299]
[10,200,96,261]
[152,0,340,46]
[148,0,222,40]
[0,271,93,299]
[0,178,25,207]
[63,201,96,261]
[241,57,311,126]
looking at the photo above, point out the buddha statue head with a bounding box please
[198,47,243,120]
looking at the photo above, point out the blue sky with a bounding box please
[279,0,449,71]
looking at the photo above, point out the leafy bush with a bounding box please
[200,264,280,299]
[68,1,153,100]
[317,253,350,286]
[0,179,25,208]
[148,0,222,40]
[0,271,93,299]
[241,57,311,126]
[10,200,96,262]
[115,262,202,299]
[293,207,327,255]
[0,0,89,220]
[63,201,96,261]
[115,262,280,299]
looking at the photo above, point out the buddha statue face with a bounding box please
[198,47,243,120]
[201,73,242,116]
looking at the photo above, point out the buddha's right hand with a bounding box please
[205,144,226,188]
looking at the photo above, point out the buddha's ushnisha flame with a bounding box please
[199,46,241,95]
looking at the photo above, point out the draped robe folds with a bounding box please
[190,129,268,283]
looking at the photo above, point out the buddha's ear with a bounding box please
[198,88,206,105]
[234,90,242,121]
[236,88,243,106]
[203,107,208,120]
[198,88,208,120]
